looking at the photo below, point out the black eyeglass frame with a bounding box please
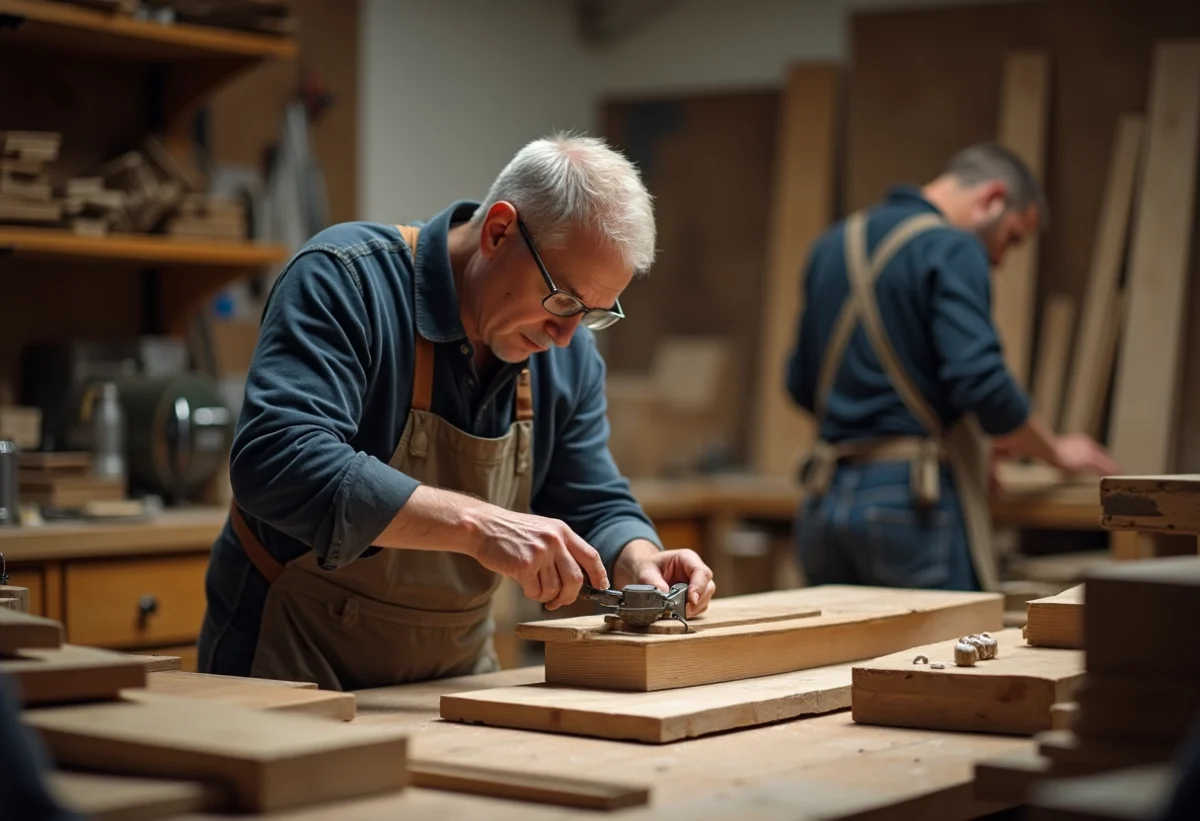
[516,218,625,331]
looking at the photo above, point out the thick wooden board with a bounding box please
[121,671,355,721]
[122,652,183,672]
[408,760,649,811]
[23,700,409,813]
[991,51,1050,387]
[1024,585,1084,649]
[1062,115,1143,437]
[532,586,1002,691]
[518,588,823,642]
[752,63,839,477]
[441,663,852,743]
[852,629,1085,735]
[48,770,223,820]
[1050,702,1078,731]
[1026,763,1177,821]
[0,606,63,653]
[1,643,146,705]
[1031,295,1074,429]
[1073,673,1199,744]
[1100,474,1200,533]
[974,747,1054,805]
[1108,40,1200,474]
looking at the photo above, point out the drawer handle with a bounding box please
[137,595,159,629]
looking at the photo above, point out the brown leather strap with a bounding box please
[394,224,435,413]
[230,501,284,584]
[514,369,533,422]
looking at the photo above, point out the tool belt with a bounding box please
[799,435,945,507]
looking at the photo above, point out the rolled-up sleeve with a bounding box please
[229,250,418,569]
[929,237,1031,435]
[532,338,662,580]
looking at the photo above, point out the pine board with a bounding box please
[121,671,355,721]
[407,760,650,810]
[1024,585,1084,649]
[48,770,222,820]
[852,629,1085,735]
[0,606,63,653]
[23,699,409,813]
[1031,294,1075,429]
[440,663,852,743]
[526,586,1002,691]
[1,643,146,705]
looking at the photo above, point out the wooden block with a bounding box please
[441,663,852,743]
[1100,474,1200,533]
[49,770,223,820]
[1031,295,1075,430]
[1026,763,1178,821]
[0,172,52,200]
[852,629,1084,735]
[518,588,823,642]
[0,585,30,612]
[1050,702,1078,731]
[120,671,355,721]
[23,700,409,813]
[1037,730,1178,772]
[524,586,1002,691]
[1024,585,1084,649]
[0,130,61,161]
[408,760,650,810]
[1083,555,1200,676]
[974,747,1054,805]
[0,607,63,653]
[0,195,61,223]
[1073,673,1199,744]
[2,644,146,705]
[1,156,45,175]
[18,450,91,471]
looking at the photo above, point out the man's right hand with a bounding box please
[1052,433,1120,476]
[465,507,609,611]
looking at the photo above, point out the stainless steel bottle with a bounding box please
[91,381,126,479]
[0,440,18,527]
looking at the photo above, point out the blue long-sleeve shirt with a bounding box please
[786,185,1031,442]
[225,200,661,579]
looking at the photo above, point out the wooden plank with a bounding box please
[1100,474,1200,533]
[1,643,147,705]
[852,628,1085,735]
[1108,40,1200,474]
[121,670,354,721]
[0,584,30,612]
[23,700,409,813]
[441,663,852,744]
[1031,295,1075,430]
[1026,763,1177,821]
[524,586,1002,691]
[407,760,650,811]
[1062,115,1144,437]
[48,770,223,820]
[1050,702,1078,731]
[975,747,1054,805]
[991,51,1050,387]
[517,588,823,642]
[1024,585,1084,649]
[1073,673,1198,744]
[0,607,62,653]
[122,652,183,672]
[354,665,545,720]
[752,63,839,477]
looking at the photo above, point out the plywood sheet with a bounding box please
[49,770,222,820]
[0,606,62,653]
[852,628,1084,735]
[1108,40,1200,474]
[441,663,851,743]
[524,586,1002,691]
[121,671,355,721]
[1,643,146,706]
[23,700,408,813]
[408,760,649,811]
[1024,585,1084,649]
[752,63,840,477]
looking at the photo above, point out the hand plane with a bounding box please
[578,582,690,630]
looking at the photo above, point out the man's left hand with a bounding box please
[613,540,716,618]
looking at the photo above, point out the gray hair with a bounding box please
[943,142,1049,229]
[473,132,657,275]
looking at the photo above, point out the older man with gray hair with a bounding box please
[198,133,715,691]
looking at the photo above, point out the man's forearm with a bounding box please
[993,415,1059,466]
[372,484,487,555]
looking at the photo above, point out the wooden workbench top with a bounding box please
[0,506,226,562]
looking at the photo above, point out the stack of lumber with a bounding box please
[439,585,1003,743]
[95,135,202,233]
[17,451,124,509]
[61,176,130,237]
[140,0,297,35]
[0,131,63,226]
[167,192,247,239]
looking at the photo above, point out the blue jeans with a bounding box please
[795,460,979,591]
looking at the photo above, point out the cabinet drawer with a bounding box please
[65,554,209,648]
[4,568,44,615]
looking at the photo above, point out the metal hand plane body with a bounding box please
[578,582,690,628]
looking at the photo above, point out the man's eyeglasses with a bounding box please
[517,219,624,331]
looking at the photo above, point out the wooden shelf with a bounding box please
[0,226,288,269]
[0,505,225,562]
[0,0,296,61]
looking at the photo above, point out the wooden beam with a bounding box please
[1100,474,1200,533]
[1031,294,1075,429]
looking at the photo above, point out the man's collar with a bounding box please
[410,200,481,344]
[885,184,944,216]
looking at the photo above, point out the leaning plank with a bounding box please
[2,644,146,705]
[517,587,823,642]
[526,586,1002,691]
[1108,40,1200,474]
[991,51,1050,387]
[408,760,650,811]
[23,700,409,813]
[852,628,1084,735]
[48,770,223,820]
[1100,474,1200,533]
[1030,294,1075,429]
[441,663,851,743]
[1062,115,1144,437]
[1024,585,1084,649]
[0,607,63,653]
[121,671,354,720]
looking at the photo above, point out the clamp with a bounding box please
[578,582,690,630]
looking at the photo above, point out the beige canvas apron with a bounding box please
[800,211,998,592]
[228,224,536,691]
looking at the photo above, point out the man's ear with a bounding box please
[479,201,517,259]
[981,180,1010,221]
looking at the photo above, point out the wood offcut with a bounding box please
[1024,585,1084,648]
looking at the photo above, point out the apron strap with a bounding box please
[514,369,533,422]
[395,224,436,414]
[230,501,284,583]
